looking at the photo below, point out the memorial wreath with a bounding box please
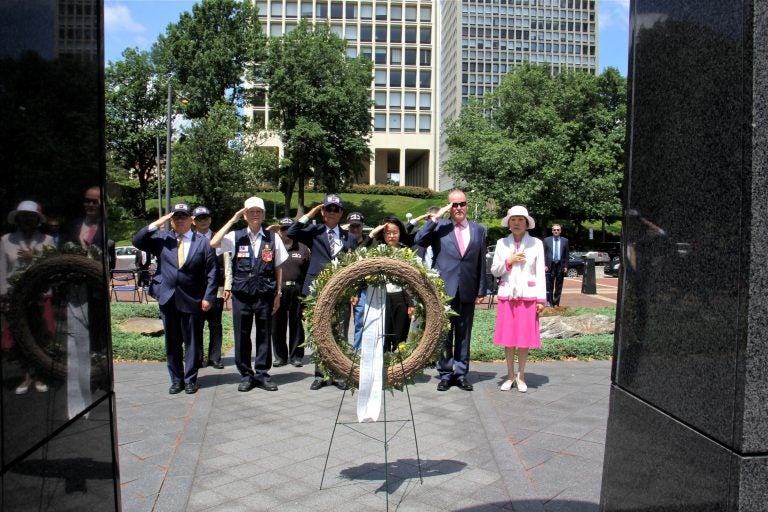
[303,244,454,389]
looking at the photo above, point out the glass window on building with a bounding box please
[389,114,401,131]
[420,6,431,21]
[256,2,267,16]
[346,47,358,58]
[405,5,417,21]
[361,3,373,19]
[376,26,387,42]
[271,2,282,16]
[405,48,416,65]
[253,109,266,129]
[404,114,416,132]
[376,4,387,20]
[374,113,386,131]
[390,69,402,87]
[405,26,417,43]
[331,25,343,37]
[375,69,387,85]
[390,91,402,108]
[390,26,402,43]
[361,46,373,60]
[375,48,387,64]
[404,91,416,110]
[390,48,402,64]
[420,49,431,65]
[286,2,298,18]
[404,70,417,87]
[346,26,358,40]
[331,2,343,19]
[346,3,358,18]
[316,2,328,17]
[419,70,431,88]
[270,24,283,37]
[253,89,267,107]
[361,25,373,42]
[419,92,431,110]
[391,5,402,20]
[286,23,297,33]
[301,2,313,17]
[420,27,431,44]
[374,91,387,108]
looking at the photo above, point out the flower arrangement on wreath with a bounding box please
[302,243,455,390]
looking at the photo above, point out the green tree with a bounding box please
[154,0,265,119]
[256,20,373,215]
[173,101,246,217]
[445,65,626,233]
[105,48,165,215]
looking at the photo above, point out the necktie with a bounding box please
[455,223,466,257]
[327,228,336,256]
[177,236,184,267]
[554,238,560,262]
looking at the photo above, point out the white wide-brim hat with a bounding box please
[8,200,45,224]
[501,205,535,230]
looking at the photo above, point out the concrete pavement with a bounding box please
[116,357,612,512]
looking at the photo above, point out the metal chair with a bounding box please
[110,269,142,303]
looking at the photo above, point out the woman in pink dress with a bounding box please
[491,206,546,392]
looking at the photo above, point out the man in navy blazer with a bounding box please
[542,224,569,307]
[287,193,358,390]
[414,189,487,391]
[132,203,218,395]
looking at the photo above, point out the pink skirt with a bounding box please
[493,298,541,348]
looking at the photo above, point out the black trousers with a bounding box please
[232,295,272,380]
[546,261,565,306]
[160,303,203,385]
[385,292,410,352]
[201,297,224,364]
[271,285,304,363]
[438,297,475,381]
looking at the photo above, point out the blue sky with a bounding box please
[105,0,629,75]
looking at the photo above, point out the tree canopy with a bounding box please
[256,20,373,215]
[445,65,626,233]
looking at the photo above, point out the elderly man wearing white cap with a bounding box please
[211,196,288,392]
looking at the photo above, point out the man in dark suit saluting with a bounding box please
[542,224,569,308]
[287,193,358,390]
[414,189,487,391]
[132,203,218,395]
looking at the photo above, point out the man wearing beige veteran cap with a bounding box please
[211,196,288,392]
[133,203,219,395]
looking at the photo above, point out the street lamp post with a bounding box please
[156,134,162,217]
[165,82,172,219]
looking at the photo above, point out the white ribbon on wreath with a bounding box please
[356,285,386,422]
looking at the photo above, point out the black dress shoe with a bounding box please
[310,378,328,390]
[185,382,199,394]
[169,382,185,394]
[210,361,225,369]
[238,379,254,392]
[456,378,474,391]
[255,379,278,391]
[272,359,286,367]
[334,380,349,390]
[436,380,451,392]
[290,358,303,367]
[199,360,208,368]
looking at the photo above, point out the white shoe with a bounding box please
[500,379,514,391]
[15,381,30,395]
[516,378,527,393]
[34,381,49,393]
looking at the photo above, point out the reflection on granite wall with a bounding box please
[601,0,767,510]
[0,1,120,510]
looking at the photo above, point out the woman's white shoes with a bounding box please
[516,378,528,393]
[500,379,515,391]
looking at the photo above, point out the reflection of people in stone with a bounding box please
[366,216,415,352]
[491,206,546,393]
[64,185,115,269]
[0,200,55,394]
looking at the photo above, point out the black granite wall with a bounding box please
[601,1,767,510]
[0,1,121,509]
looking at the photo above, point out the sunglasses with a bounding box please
[83,199,100,205]
[324,206,341,213]
[172,214,191,220]
[451,201,468,208]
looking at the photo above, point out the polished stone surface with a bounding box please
[603,0,768,509]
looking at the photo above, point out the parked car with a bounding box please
[565,254,586,277]
[604,256,621,277]
[582,250,611,264]
[115,245,138,270]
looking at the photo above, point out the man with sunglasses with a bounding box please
[414,189,487,391]
[133,203,218,395]
[543,224,570,308]
[287,194,358,390]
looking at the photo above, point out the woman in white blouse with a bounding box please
[490,206,546,392]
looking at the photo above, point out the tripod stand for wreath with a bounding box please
[308,253,448,509]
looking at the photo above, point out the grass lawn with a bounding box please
[111,303,613,363]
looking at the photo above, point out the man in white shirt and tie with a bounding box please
[543,224,570,308]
